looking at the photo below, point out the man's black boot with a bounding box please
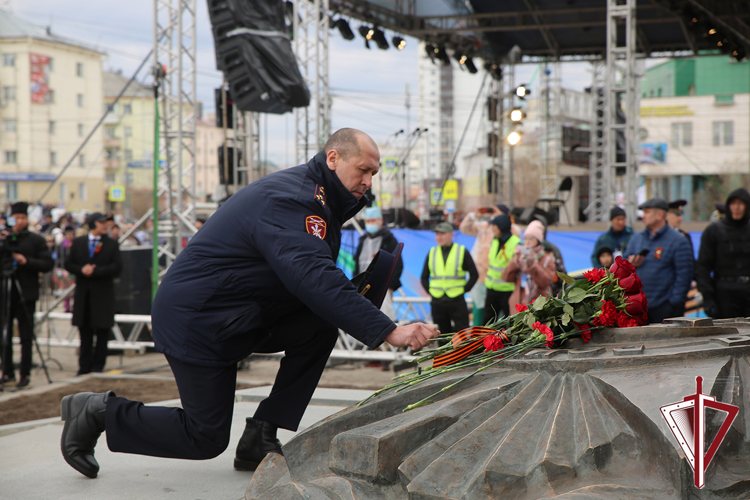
[234,417,283,471]
[60,391,115,478]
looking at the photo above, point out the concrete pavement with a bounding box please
[0,385,373,500]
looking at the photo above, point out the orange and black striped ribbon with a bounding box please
[432,326,509,368]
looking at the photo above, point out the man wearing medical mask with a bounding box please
[354,206,403,321]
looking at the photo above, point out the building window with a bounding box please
[48,58,54,71]
[59,182,67,202]
[3,53,15,67]
[79,154,85,167]
[6,182,17,202]
[3,86,16,101]
[123,103,132,115]
[670,122,692,147]
[712,121,734,146]
[48,89,55,103]
[50,152,57,166]
[76,62,83,77]
[105,126,116,139]
[3,119,16,133]
[105,172,116,183]
[79,182,87,201]
[5,151,17,164]
[78,123,84,137]
[77,94,83,107]
[123,126,132,138]
[49,121,56,134]
[124,149,133,161]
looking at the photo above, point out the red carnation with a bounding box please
[515,304,529,313]
[533,321,555,348]
[483,334,504,352]
[583,268,607,283]
[618,273,643,295]
[615,311,640,328]
[609,256,636,280]
[573,321,592,343]
[593,300,618,327]
[624,291,648,316]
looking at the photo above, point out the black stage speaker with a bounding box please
[113,247,153,342]
[218,145,244,185]
[207,0,310,114]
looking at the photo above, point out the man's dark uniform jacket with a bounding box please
[152,151,397,367]
[65,235,122,328]
[8,228,54,301]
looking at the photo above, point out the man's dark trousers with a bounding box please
[1,293,36,379]
[431,296,469,337]
[105,308,338,459]
[78,326,110,374]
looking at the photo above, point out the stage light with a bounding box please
[516,85,530,99]
[708,28,716,35]
[510,108,524,122]
[435,45,451,65]
[370,28,389,50]
[333,18,355,41]
[484,61,503,80]
[358,25,371,49]
[507,131,522,146]
[393,36,406,50]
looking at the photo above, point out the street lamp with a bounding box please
[507,131,522,146]
[515,85,530,99]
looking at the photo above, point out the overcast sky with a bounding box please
[16,0,603,168]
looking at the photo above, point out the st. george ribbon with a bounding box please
[660,376,739,488]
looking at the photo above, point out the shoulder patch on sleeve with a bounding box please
[305,215,327,240]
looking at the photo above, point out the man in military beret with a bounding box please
[625,198,693,323]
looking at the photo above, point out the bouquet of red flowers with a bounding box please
[361,256,648,411]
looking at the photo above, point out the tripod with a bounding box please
[0,259,52,392]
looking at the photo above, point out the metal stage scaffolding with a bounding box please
[152,0,198,275]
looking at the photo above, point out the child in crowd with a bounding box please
[595,245,614,269]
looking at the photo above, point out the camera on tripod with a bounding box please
[0,219,20,277]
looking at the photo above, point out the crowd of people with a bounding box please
[0,205,154,390]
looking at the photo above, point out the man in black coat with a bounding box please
[696,188,750,318]
[0,202,54,389]
[64,213,122,375]
[59,128,438,479]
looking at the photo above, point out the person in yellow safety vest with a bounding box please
[483,214,520,324]
[420,222,479,339]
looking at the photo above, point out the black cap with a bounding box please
[668,199,687,215]
[490,214,512,233]
[638,198,669,211]
[10,202,28,215]
[86,212,107,227]
[105,212,115,221]
[609,206,626,220]
[715,203,726,214]
[595,245,614,259]
[495,204,510,215]
[350,242,403,309]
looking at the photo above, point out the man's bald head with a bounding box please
[323,128,376,161]
[324,128,380,199]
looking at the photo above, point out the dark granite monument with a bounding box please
[246,318,750,499]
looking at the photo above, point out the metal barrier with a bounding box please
[28,295,476,363]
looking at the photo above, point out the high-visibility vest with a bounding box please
[428,243,467,299]
[485,235,520,291]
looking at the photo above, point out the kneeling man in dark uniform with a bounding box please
[60,128,439,478]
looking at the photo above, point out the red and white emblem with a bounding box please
[305,215,327,240]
